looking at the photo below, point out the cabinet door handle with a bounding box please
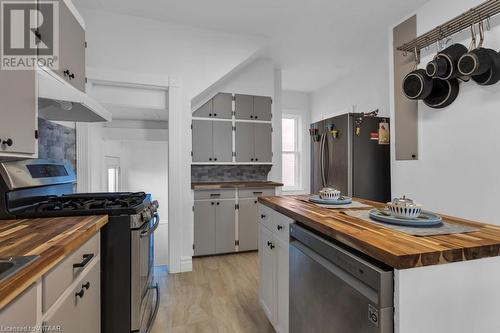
[73,253,94,269]
[213,113,217,117]
[209,113,213,117]
[254,200,258,204]
[75,289,85,298]
[267,241,272,247]
[261,214,266,219]
[211,202,215,205]
[2,139,13,147]
[214,157,218,161]
[82,281,90,290]
[69,73,75,79]
[277,225,283,231]
[216,202,220,206]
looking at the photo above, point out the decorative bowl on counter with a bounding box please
[386,196,422,219]
[319,188,341,200]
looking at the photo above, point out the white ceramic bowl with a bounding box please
[387,202,422,219]
[319,188,341,200]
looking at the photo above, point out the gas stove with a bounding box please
[11,192,154,218]
[0,159,160,333]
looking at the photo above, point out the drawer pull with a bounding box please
[253,192,263,195]
[75,289,85,298]
[277,225,283,231]
[82,281,90,290]
[73,253,94,269]
[261,214,266,219]
[210,193,221,197]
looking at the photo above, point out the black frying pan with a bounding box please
[402,69,433,100]
[472,49,500,86]
[423,78,460,109]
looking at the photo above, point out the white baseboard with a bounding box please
[180,256,192,272]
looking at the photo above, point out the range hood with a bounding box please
[37,67,112,122]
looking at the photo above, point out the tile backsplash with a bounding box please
[192,165,272,182]
[38,118,76,172]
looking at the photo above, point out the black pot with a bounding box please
[426,57,448,78]
[426,44,468,79]
[402,69,433,100]
[423,78,460,109]
[458,47,492,76]
[472,49,500,86]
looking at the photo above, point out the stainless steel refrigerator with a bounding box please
[310,113,391,202]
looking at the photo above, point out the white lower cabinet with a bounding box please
[0,233,101,333]
[259,224,275,321]
[258,204,292,333]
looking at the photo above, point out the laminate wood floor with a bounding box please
[151,252,275,333]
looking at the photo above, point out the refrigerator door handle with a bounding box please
[320,134,327,188]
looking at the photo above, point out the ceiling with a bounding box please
[75,0,428,92]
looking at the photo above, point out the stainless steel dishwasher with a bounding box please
[290,224,394,333]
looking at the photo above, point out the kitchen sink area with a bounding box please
[0,256,39,283]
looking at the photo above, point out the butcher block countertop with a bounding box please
[259,195,500,269]
[0,215,108,310]
[192,181,283,190]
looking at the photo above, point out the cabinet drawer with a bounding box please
[194,189,235,200]
[44,261,100,333]
[238,188,275,199]
[0,283,37,327]
[258,204,274,231]
[273,212,294,244]
[42,232,100,312]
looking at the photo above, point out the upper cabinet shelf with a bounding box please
[192,93,273,122]
[193,93,232,119]
[235,94,272,121]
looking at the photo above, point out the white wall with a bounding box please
[81,9,267,100]
[311,36,390,122]
[282,90,311,194]
[390,0,500,224]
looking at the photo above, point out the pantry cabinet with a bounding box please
[192,120,232,163]
[193,197,236,256]
[235,122,272,162]
[235,94,272,121]
[193,93,232,119]
[193,188,276,256]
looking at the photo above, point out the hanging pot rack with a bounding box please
[397,0,500,54]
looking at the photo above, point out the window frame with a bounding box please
[282,114,302,192]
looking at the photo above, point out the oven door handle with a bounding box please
[143,283,160,333]
[140,212,160,238]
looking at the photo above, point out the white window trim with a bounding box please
[282,114,303,192]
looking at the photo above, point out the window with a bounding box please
[282,115,301,190]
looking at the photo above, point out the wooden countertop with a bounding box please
[192,181,283,190]
[259,195,500,269]
[0,215,108,310]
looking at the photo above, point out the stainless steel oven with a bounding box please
[289,224,394,333]
[131,211,160,332]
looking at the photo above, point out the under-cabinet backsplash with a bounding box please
[38,118,77,172]
[191,165,272,182]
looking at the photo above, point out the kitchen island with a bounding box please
[258,195,500,333]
